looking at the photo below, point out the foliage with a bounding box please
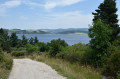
[0,53,13,70]
[0,53,12,79]
[57,43,88,63]
[10,32,18,47]
[0,28,11,52]
[12,51,25,57]
[0,51,3,64]
[28,54,101,79]
[29,37,34,45]
[22,35,28,46]
[17,39,23,48]
[26,44,38,54]
[92,0,120,40]
[37,42,48,52]
[34,36,39,44]
[102,38,120,78]
[88,20,113,67]
[48,39,68,57]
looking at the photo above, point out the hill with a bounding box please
[4,28,88,34]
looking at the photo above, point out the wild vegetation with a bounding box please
[28,54,101,79]
[0,0,120,79]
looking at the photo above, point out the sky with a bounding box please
[0,0,120,30]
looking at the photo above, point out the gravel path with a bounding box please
[8,59,66,79]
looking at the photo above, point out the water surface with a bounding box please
[17,34,90,45]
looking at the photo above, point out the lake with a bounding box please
[17,34,90,45]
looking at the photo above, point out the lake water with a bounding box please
[17,34,90,45]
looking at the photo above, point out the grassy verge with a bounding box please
[27,54,101,79]
[0,53,13,79]
[0,68,10,79]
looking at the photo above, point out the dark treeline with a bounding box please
[0,28,68,53]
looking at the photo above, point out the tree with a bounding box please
[48,39,68,57]
[34,36,39,44]
[92,0,119,40]
[0,28,11,52]
[22,35,28,46]
[88,20,113,66]
[10,33,18,47]
[29,37,34,45]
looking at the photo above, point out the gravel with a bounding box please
[8,59,66,79]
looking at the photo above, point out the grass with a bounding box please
[27,54,101,79]
[0,68,10,79]
[0,53,13,79]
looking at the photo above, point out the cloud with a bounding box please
[23,1,43,8]
[20,16,28,20]
[44,0,84,10]
[20,11,93,29]
[0,0,21,16]
[45,11,93,28]
[0,11,93,29]
[0,0,84,15]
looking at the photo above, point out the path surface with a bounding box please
[8,59,66,79]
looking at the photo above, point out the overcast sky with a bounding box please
[0,0,120,30]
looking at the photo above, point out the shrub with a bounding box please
[0,53,13,70]
[26,44,38,54]
[12,51,25,57]
[0,52,3,64]
[37,42,48,52]
[48,39,68,57]
[57,43,88,63]
[102,38,120,78]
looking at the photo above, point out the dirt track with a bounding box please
[8,59,66,79]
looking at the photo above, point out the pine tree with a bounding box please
[92,0,119,40]
[34,36,39,44]
[22,35,28,46]
[29,37,34,45]
[0,28,11,52]
[10,33,18,47]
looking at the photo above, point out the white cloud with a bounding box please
[21,11,93,29]
[2,0,21,8]
[20,16,28,20]
[0,0,84,15]
[0,11,93,29]
[0,0,21,16]
[23,1,43,8]
[44,0,84,10]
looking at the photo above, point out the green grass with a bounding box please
[0,68,10,79]
[0,53,13,79]
[28,54,101,79]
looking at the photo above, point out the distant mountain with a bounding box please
[6,29,49,34]
[56,28,88,34]
[41,28,88,34]
[5,28,88,34]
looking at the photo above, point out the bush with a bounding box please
[48,39,68,57]
[57,43,88,63]
[12,51,25,57]
[81,48,104,67]
[0,53,13,70]
[0,52,3,64]
[26,44,38,54]
[102,38,120,78]
[37,42,48,52]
